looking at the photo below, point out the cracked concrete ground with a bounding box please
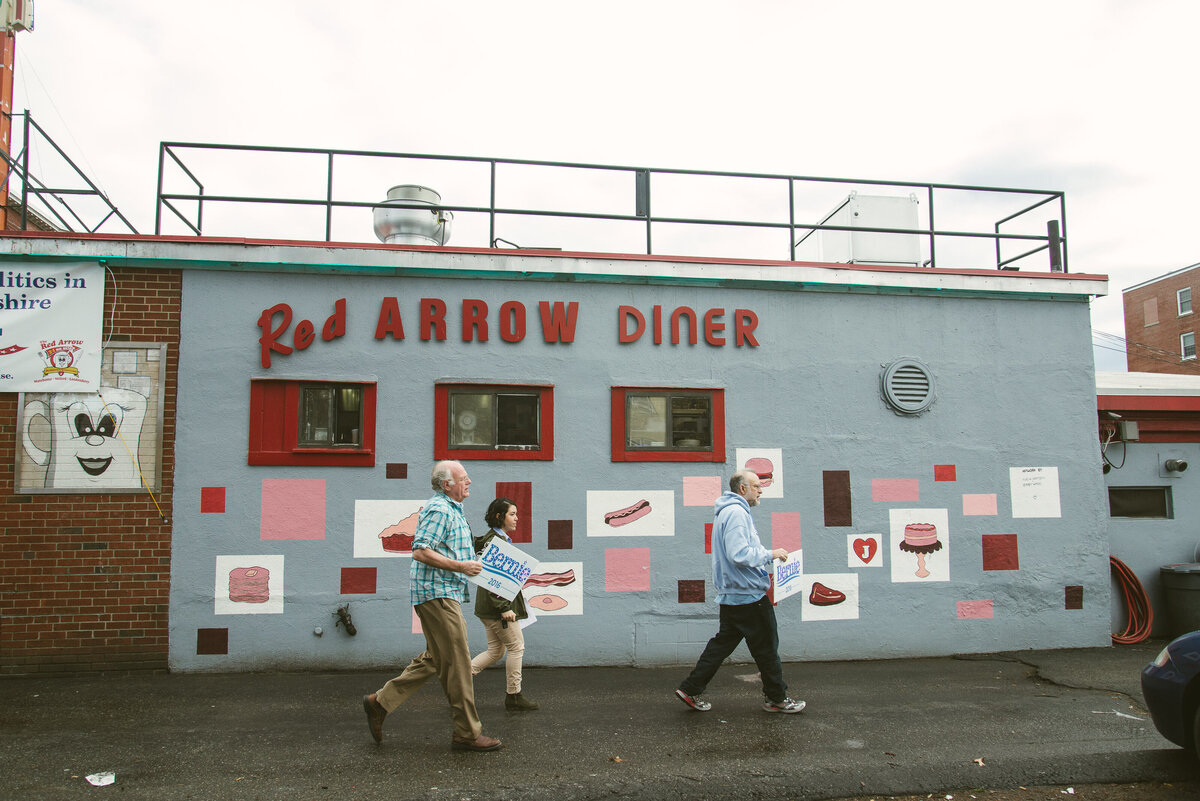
[1,640,1194,800]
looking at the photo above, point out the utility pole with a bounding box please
[0,0,33,230]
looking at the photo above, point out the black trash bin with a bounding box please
[1161,563,1200,637]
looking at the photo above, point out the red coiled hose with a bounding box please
[1110,555,1153,644]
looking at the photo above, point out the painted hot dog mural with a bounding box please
[603,499,652,527]
[586,491,675,537]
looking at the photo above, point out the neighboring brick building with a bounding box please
[1123,262,1200,374]
[0,265,180,675]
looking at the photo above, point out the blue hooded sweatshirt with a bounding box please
[711,491,774,605]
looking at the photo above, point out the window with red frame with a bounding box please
[434,383,554,461]
[611,387,725,462]
[249,379,376,466]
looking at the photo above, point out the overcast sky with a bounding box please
[11,0,1198,371]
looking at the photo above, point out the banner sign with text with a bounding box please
[773,551,805,604]
[0,262,104,392]
[470,537,540,602]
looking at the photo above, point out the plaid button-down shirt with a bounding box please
[409,492,473,605]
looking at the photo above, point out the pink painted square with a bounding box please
[412,608,422,634]
[260,478,326,540]
[605,548,651,591]
[771,512,802,552]
[683,476,723,507]
[200,486,226,513]
[934,465,957,481]
[962,494,998,516]
[872,478,919,502]
[957,600,994,619]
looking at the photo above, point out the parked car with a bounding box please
[1142,630,1200,759]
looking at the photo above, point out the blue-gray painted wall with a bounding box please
[170,259,1110,672]
[1105,440,1200,637]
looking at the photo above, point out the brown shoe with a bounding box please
[362,693,386,744]
[451,733,503,752]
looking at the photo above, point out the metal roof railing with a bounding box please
[0,110,139,235]
[154,142,1067,273]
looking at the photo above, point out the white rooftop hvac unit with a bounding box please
[797,193,922,267]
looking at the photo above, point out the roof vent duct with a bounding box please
[372,184,453,246]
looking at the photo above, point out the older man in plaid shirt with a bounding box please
[362,461,502,752]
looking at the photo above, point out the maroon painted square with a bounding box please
[196,628,229,655]
[547,520,573,550]
[1065,585,1083,610]
[341,567,377,594]
[823,470,852,527]
[495,481,533,543]
[200,486,226,513]
[981,534,1019,571]
[385,463,408,479]
[934,464,956,481]
[678,579,705,603]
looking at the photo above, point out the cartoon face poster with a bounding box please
[16,343,167,494]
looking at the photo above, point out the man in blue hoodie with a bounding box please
[675,469,806,714]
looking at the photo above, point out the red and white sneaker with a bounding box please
[674,688,712,711]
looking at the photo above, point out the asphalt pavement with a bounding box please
[1,640,1195,801]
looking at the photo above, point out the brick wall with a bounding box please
[0,267,179,675]
[1124,268,1200,374]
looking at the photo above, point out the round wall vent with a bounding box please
[881,358,935,415]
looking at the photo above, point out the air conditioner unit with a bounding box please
[797,192,921,267]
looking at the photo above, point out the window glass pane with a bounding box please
[1184,333,1196,359]
[497,394,539,447]
[671,395,711,448]
[1181,288,1192,314]
[300,387,334,444]
[334,387,362,444]
[1108,487,1171,518]
[627,396,667,447]
[450,393,493,447]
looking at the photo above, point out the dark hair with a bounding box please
[485,497,515,529]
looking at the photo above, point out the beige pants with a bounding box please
[376,598,482,740]
[470,617,525,694]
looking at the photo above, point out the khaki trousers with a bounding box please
[470,617,526,694]
[375,598,482,740]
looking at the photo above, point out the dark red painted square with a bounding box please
[704,523,713,554]
[341,567,377,594]
[678,580,705,603]
[386,463,408,479]
[982,534,1019,571]
[196,628,229,655]
[823,470,852,527]
[496,481,533,543]
[1065,585,1083,610]
[547,520,573,550]
[934,464,957,481]
[200,486,226,513]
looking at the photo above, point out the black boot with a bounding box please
[505,691,539,711]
